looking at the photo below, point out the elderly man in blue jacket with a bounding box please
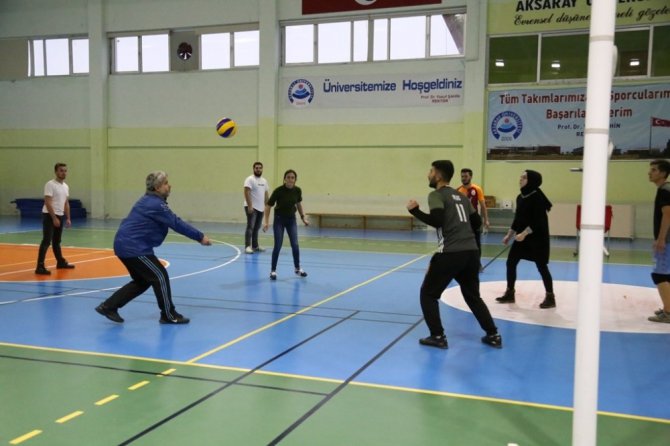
[95,171,211,324]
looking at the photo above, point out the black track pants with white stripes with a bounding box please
[104,255,178,320]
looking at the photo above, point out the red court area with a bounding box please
[0,244,130,281]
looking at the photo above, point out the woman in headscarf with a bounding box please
[496,170,556,309]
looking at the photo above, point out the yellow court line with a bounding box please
[0,341,250,373]
[128,380,150,390]
[186,253,430,363]
[9,430,42,445]
[55,410,84,424]
[158,368,177,376]
[252,369,670,425]
[0,342,666,425]
[94,394,119,406]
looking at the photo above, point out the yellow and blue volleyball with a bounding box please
[216,117,237,138]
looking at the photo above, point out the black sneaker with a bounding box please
[57,262,75,269]
[481,333,503,349]
[419,335,448,349]
[95,303,124,323]
[35,266,51,275]
[159,313,190,324]
[295,268,308,277]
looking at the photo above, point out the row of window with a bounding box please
[488,25,670,84]
[25,17,670,82]
[283,13,465,64]
[27,11,465,76]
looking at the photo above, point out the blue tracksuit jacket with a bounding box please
[114,193,204,258]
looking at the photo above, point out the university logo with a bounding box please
[287,79,315,108]
[491,111,523,140]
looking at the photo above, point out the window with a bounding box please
[390,16,426,60]
[372,19,388,61]
[114,36,139,72]
[540,34,588,81]
[285,24,314,64]
[233,30,259,67]
[30,40,45,76]
[71,38,89,74]
[651,25,670,77]
[113,34,169,73]
[202,33,231,70]
[489,26,664,84]
[431,14,464,56]
[318,22,351,64]
[141,34,169,72]
[353,20,368,62]
[488,35,538,84]
[113,27,259,73]
[615,29,649,77]
[28,37,89,77]
[283,11,465,66]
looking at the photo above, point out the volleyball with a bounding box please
[216,117,237,138]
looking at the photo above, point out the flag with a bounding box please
[303,0,440,15]
[652,117,670,127]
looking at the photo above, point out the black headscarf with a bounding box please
[521,170,552,211]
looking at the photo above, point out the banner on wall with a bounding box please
[303,0,441,15]
[487,83,670,160]
[282,72,464,109]
[488,0,670,34]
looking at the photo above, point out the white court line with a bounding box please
[0,240,240,305]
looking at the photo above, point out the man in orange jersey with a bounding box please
[457,168,490,269]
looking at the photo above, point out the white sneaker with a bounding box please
[270,271,277,280]
[295,268,307,278]
[254,246,265,252]
[245,246,254,254]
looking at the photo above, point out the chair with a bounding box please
[573,205,613,257]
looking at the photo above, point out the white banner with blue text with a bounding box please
[282,72,465,109]
[487,83,670,160]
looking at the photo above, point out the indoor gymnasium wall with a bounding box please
[104,70,260,222]
[0,0,263,222]
[0,72,91,215]
[0,0,659,234]
[100,0,262,222]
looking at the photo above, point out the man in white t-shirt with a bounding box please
[35,163,75,275]
[243,162,269,254]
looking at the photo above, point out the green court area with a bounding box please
[1,344,667,446]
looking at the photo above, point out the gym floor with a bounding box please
[0,216,668,445]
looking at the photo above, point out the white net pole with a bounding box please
[572,1,617,445]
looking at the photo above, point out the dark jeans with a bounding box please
[420,250,497,337]
[244,207,264,249]
[474,230,482,263]
[271,215,300,271]
[104,255,179,319]
[506,253,554,293]
[37,213,66,267]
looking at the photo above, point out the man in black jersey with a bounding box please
[648,159,670,323]
[407,160,502,349]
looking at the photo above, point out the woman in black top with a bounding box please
[263,169,310,280]
[496,170,556,309]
